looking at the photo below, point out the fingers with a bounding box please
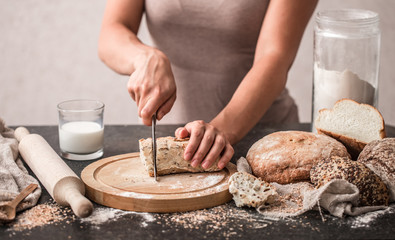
[217,143,234,169]
[139,87,160,125]
[175,127,183,137]
[139,94,159,126]
[191,128,216,168]
[127,74,138,102]
[184,121,205,162]
[157,92,176,120]
[129,82,174,126]
[175,127,190,139]
[126,49,176,126]
[138,90,176,125]
[201,135,225,169]
[182,121,234,169]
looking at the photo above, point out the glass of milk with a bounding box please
[312,9,380,131]
[57,99,105,160]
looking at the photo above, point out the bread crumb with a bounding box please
[6,202,70,231]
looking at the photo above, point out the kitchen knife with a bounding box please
[152,112,158,181]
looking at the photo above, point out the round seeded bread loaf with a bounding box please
[311,156,389,206]
[246,131,350,184]
[358,138,395,201]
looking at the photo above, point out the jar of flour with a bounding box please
[312,9,380,130]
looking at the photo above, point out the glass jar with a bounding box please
[312,9,380,130]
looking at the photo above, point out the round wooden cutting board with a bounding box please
[81,152,237,213]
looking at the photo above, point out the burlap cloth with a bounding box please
[236,157,388,219]
[0,118,41,217]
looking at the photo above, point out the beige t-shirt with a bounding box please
[145,0,298,125]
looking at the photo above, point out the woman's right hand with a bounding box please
[127,48,177,126]
[98,0,175,125]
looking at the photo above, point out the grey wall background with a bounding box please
[1,0,394,126]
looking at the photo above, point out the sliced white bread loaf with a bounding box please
[228,172,278,208]
[139,137,221,177]
[315,99,386,159]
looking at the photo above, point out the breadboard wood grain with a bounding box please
[81,152,237,213]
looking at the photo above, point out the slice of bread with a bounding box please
[315,99,386,159]
[228,172,278,208]
[139,137,221,177]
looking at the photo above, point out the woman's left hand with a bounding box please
[175,120,234,170]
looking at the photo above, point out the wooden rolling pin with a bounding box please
[14,127,93,218]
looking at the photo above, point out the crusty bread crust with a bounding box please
[246,131,350,184]
[316,128,367,159]
[139,137,221,176]
[358,138,395,201]
[311,155,389,206]
[315,99,386,159]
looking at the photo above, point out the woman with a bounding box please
[98,0,318,170]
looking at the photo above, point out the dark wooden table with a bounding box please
[1,123,394,240]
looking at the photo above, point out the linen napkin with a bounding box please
[0,118,41,215]
[236,157,387,218]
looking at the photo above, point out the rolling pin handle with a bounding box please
[64,187,94,218]
[14,127,30,142]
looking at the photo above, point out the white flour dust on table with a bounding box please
[3,203,395,235]
[79,204,275,232]
[79,207,155,229]
[347,204,395,228]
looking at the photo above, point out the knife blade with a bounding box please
[151,112,157,181]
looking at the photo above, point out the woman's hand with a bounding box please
[175,120,234,170]
[99,0,176,125]
[127,49,177,126]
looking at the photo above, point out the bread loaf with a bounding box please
[246,131,350,184]
[228,172,277,208]
[310,156,389,206]
[315,98,386,159]
[139,137,220,176]
[358,138,395,201]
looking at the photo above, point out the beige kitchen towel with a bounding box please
[0,118,41,214]
[236,157,387,218]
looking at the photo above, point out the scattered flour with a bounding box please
[80,207,156,228]
[4,202,394,234]
[349,204,395,228]
[80,207,129,225]
[136,211,155,223]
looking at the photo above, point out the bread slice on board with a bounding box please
[139,137,220,176]
[314,98,386,159]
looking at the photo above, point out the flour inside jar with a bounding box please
[312,64,376,128]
